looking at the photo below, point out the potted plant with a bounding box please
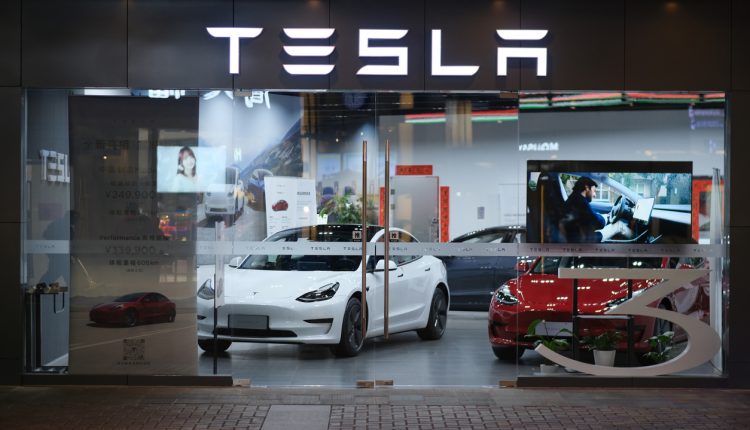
[526,319,572,373]
[580,330,622,367]
[642,331,675,364]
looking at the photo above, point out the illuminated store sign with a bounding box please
[207,27,549,77]
[39,150,70,183]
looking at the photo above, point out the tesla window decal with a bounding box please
[533,268,721,377]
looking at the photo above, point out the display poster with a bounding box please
[67,96,198,375]
[526,160,693,244]
[264,177,317,236]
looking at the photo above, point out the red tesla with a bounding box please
[488,256,710,361]
[272,199,289,211]
[90,292,177,327]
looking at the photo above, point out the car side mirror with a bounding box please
[374,259,398,272]
[516,260,530,273]
[228,256,243,268]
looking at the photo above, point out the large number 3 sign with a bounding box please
[534,268,721,377]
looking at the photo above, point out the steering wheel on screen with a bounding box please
[608,195,635,224]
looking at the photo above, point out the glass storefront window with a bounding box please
[22,89,728,384]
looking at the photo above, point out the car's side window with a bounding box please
[394,232,421,265]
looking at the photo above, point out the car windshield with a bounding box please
[114,293,146,302]
[239,225,381,271]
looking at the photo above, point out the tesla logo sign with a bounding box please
[207,27,549,77]
[39,150,71,183]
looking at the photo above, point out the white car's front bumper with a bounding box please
[197,296,346,344]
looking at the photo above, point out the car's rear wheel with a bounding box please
[331,297,364,357]
[492,345,524,361]
[125,309,137,327]
[198,339,232,353]
[417,288,448,340]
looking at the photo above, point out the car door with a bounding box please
[446,230,505,310]
[392,231,431,327]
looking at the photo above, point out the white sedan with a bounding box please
[196,224,449,356]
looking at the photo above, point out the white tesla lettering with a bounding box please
[496,29,548,76]
[431,29,478,76]
[356,29,409,76]
[40,150,71,183]
[206,27,263,74]
[206,27,550,77]
[534,268,722,377]
[282,28,336,75]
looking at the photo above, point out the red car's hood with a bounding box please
[509,275,645,313]
[92,302,130,311]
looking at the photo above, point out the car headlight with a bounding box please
[198,279,214,300]
[495,284,518,305]
[296,282,340,302]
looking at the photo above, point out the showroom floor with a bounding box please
[197,310,721,387]
[198,311,539,386]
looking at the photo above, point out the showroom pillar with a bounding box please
[0,0,22,385]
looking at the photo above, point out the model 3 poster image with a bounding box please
[526,160,692,244]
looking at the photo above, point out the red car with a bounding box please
[272,199,289,211]
[90,292,176,327]
[488,256,710,361]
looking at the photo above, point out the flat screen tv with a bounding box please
[526,160,692,244]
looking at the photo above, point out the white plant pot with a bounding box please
[539,363,560,374]
[593,349,616,367]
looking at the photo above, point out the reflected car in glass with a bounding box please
[89,292,177,327]
[441,226,525,311]
[196,224,450,356]
[488,256,710,361]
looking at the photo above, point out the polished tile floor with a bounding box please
[197,311,539,386]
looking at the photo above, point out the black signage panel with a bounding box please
[425,0,520,91]
[0,88,21,223]
[330,0,425,91]
[129,0,233,89]
[732,0,750,90]
[625,0,730,91]
[234,0,330,90]
[22,0,127,88]
[520,0,624,91]
[0,0,20,86]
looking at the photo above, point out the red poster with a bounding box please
[440,186,450,242]
[396,165,433,176]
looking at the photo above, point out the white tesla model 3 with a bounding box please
[196,224,449,356]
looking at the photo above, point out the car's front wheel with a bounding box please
[417,288,448,340]
[331,297,365,357]
[125,309,137,327]
[198,339,232,353]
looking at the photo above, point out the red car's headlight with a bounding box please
[494,284,519,305]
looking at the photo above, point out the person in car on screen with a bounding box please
[560,176,632,242]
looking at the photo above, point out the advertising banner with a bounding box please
[67,96,198,375]
[264,177,317,237]
[526,160,693,244]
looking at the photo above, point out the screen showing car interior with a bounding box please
[633,197,655,223]
[526,160,693,244]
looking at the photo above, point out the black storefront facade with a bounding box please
[1,0,749,388]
